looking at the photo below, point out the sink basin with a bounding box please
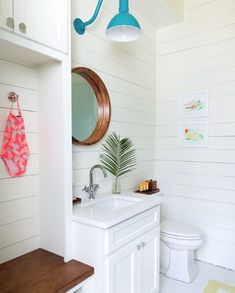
[73,191,163,228]
[81,195,143,213]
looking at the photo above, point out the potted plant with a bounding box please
[100,132,136,194]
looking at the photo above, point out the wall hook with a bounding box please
[8,92,19,103]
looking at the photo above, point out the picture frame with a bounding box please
[179,122,208,148]
[179,90,208,118]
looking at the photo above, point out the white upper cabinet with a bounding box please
[0,0,13,31]
[0,0,68,53]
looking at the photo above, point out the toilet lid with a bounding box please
[161,221,203,239]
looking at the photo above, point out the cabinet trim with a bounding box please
[104,206,160,254]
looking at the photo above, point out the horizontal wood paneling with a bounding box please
[158,8,235,44]
[156,136,235,150]
[0,196,39,226]
[158,23,235,56]
[158,171,235,191]
[0,59,37,89]
[0,84,37,111]
[0,175,39,202]
[156,0,235,270]
[156,160,235,177]
[185,0,235,23]
[161,206,235,234]
[72,60,155,102]
[156,123,235,138]
[163,195,235,219]
[159,183,235,205]
[72,42,155,90]
[0,59,39,263]
[156,149,235,164]
[0,236,40,264]
[0,217,39,249]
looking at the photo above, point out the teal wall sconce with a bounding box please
[74,0,142,42]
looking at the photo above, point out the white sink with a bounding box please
[80,195,143,213]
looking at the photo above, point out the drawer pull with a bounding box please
[136,244,141,250]
[141,242,145,248]
[19,22,27,33]
[6,17,14,29]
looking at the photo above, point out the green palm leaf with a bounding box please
[100,132,136,178]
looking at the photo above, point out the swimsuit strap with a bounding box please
[10,101,14,113]
[10,99,21,115]
[16,99,21,115]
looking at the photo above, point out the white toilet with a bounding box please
[160,220,203,283]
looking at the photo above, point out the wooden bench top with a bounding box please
[0,249,94,293]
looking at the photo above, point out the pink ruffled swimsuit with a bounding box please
[1,101,30,177]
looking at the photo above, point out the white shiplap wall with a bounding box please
[0,59,39,263]
[71,0,159,195]
[156,0,235,270]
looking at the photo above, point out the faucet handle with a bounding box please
[93,184,100,192]
[82,185,90,193]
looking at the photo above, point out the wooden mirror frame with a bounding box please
[72,67,111,145]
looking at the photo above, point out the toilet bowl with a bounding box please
[160,220,203,283]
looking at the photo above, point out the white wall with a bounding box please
[156,0,235,270]
[71,0,157,195]
[0,59,39,263]
[38,60,71,258]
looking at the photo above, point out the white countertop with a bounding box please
[72,191,163,229]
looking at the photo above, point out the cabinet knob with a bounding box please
[136,244,141,250]
[19,23,27,34]
[6,17,14,29]
[141,242,145,248]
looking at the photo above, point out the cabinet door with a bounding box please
[141,228,160,293]
[0,0,13,31]
[106,241,141,293]
[13,0,68,53]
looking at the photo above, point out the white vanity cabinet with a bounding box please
[107,227,159,293]
[106,237,140,293]
[72,204,161,293]
[0,0,68,53]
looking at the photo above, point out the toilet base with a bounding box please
[166,249,198,283]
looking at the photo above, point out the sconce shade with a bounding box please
[106,12,141,42]
[73,0,141,42]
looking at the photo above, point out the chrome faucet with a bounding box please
[83,164,107,199]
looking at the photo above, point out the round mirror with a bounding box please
[72,67,111,145]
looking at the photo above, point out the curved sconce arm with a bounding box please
[73,0,141,42]
[74,0,104,35]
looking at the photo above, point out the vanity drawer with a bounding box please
[104,206,160,254]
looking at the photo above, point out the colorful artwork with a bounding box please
[179,122,208,147]
[179,91,208,117]
[184,100,204,112]
[184,128,204,142]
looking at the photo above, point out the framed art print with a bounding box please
[179,122,208,148]
[179,90,208,118]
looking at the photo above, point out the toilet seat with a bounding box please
[161,232,203,240]
[161,221,203,240]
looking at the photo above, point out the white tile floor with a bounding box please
[160,261,235,293]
